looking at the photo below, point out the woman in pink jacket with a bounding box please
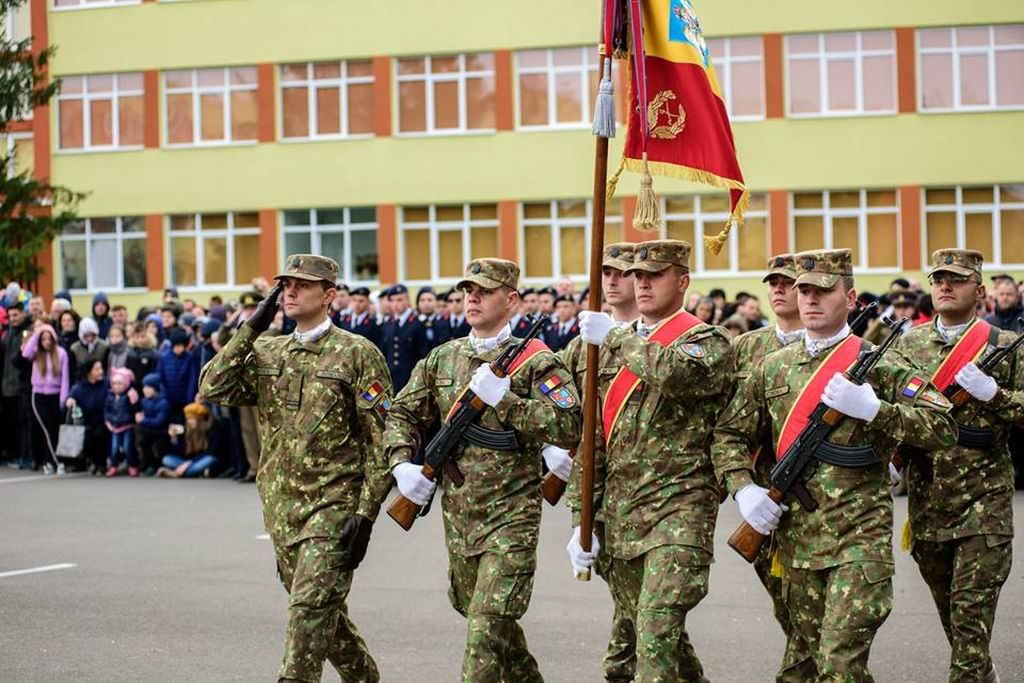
[21,322,70,474]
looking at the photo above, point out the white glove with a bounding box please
[392,462,437,506]
[888,461,902,486]
[579,310,615,346]
[822,373,881,423]
[469,364,510,407]
[566,526,600,576]
[542,445,573,482]
[735,484,783,535]
[954,362,998,402]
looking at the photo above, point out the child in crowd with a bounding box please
[21,322,71,474]
[125,322,159,392]
[158,328,198,424]
[106,324,129,370]
[158,402,222,478]
[104,367,139,477]
[135,373,169,476]
[67,358,109,474]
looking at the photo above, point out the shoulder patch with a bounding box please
[918,387,951,410]
[901,376,925,399]
[361,381,386,406]
[680,342,705,358]
[539,374,576,408]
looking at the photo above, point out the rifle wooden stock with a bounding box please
[542,472,566,505]
[727,487,785,563]
[386,463,438,531]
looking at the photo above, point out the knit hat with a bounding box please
[179,312,197,328]
[142,373,161,390]
[199,318,222,339]
[183,402,209,420]
[78,317,100,343]
[169,328,190,347]
[110,367,134,386]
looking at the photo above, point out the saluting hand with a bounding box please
[245,282,283,334]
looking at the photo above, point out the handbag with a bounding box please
[55,411,86,460]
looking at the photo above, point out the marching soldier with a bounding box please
[730,253,804,640]
[567,240,733,682]
[199,254,393,683]
[377,283,427,392]
[896,249,1020,683]
[711,248,957,682]
[384,258,581,682]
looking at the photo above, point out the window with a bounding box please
[168,212,261,288]
[918,25,1024,111]
[515,46,625,128]
[164,67,258,146]
[53,0,138,8]
[790,190,899,270]
[400,204,500,283]
[57,73,143,150]
[58,217,147,292]
[786,31,896,116]
[660,193,769,273]
[924,185,1024,267]
[282,208,379,284]
[2,133,34,177]
[280,61,374,139]
[396,54,495,134]
[5,2,31,43]
[707,37,765,120]
[520,199,623,281]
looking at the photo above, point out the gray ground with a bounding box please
[1,470,1021,682]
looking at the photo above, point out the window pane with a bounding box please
[313,62,341,80]
[89,238,119,289]
[319,232,345,267]
[554,73,583,123]
[995,50,1024,106]
[861,31,893,51]
[926,188,957,205]
[432,56,460,74]
[560,226,586,274]
[397,57,425,76]
[471,227,498,260]
[434,80,459,129]
[831,191,860,208]
[438,230,463,278]
[59,99,84,149]
[731,36,762,57]
[166,93,194,144]
[403,229,431,280]
[794,215,824,252]
[832,216,859,262]
[701,195,730,213]
[731,61,763,116]
[921,54,953,109]
[348,82,374,134]
[351,230,378,280]
[283,210,310,227]
[665,219,694,243]
[348,60,373,78]
[925,212,957,256]
[200,93,224,141]
[470,204,497,220]
[737,217,767,271]
[90,98,113,146]
[165,71,192,89]
[171,236,197,286]
[794,192,823,209]
[315,86,341,135]
[788,35,819,54]
[235,212,259,228]
[284,232,311,256]
[204,236,228,284]
[867,190,897,207]
[281,64,308,83]
[524,225,551,278]
[862,55,894,110]
[964,213,993,257]
[919,28,951,49]
[519,73,549,125]
[202,213,228,230]
[404,206,430,223]
[118,95,143,146]
[825,32,857,52]
[963,187,993,204]
[436,205,463,222]
[827,59,856,110]
[518,49,548,69]
[703,222,730,270]
[60,240,87,290]
[197,68,224,88]
[959,54,990,106]
[466,53,494,72]
[86,74,113,93]
[1001,184,1024,204]
[995,26,1024,45]
[789,59,820,113]
[466,77,495,129]
[552,47,584,67]
[230,90,258,140]
[116,236,145,289]
[557,200,588,218]
[282,87,309,137]
[398,81,426,132]
[523,202,551,219]
[956,27,990,47]
[91,217,117,234]
[350,207,376,223]
[665,196,695,214]
[867,213,898,267]
[1001,210,1024,263]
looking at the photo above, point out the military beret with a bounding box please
[350,286,371,297]
[554,293,574,304]
[390,284,409,297]
[538,286,557,297]
[519,287,536,297]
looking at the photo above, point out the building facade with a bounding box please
[5,0,1024,309]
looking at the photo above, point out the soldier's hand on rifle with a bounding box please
[735,484,783,535]
[245,282,283,334]
[579,311,614,346]
[566,527,600,576]
[822,373,881,423]
[954,362,998,402]
[542,445,573,482]
[469,365,510,407]
[392,462,436,506]
[339,514,373,571]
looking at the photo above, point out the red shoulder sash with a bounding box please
[445,338,549,420]
[931,319,992,391]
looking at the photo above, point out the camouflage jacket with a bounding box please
[384,336,581,557]
[896,319,1023,542]
[198,324,393,547]
[570,321,733,561]
[711,336,957,570]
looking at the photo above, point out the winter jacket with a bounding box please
[69,378,108,432]
[125,347,159,391]
[104,391,138,432]
[2,317,32,398]
[985,302,1024,333]
[139,394,170,430]
[157,348,198,408]
[22,326,70,405]
[92,293,112,339]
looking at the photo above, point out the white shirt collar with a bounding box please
[293,317,332,344]
[935,316,973,343]
[775,325,805,347]
[804,324,851,357]
[397,308,413,326]
[469,323,512,354]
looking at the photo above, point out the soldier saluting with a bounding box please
[896,249,1022,683]
[199,254,393,683]
[384,258,581,682]
[711,248,957,681]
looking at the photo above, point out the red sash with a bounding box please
[776,335,862,460]
[445,339,549,420]
[931,319,991,391]
[602,310,703,445]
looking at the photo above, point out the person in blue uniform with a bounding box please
[416,286,449,352]
[443,288,472,339]
[376,284,427,392]
[511,288,536,337]
[342,286,379,346]
[542,293,579,352]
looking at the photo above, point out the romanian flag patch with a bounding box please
[540,375,563,393]
[540,374,576,409]
[902,377,924,399]
[361,381,385,405]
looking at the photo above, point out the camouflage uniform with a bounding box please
[384,258,581,683]
[895,249,1019,682]
[561,243,638,682]
[199,255,393,683]
[569,240,733,683]
[711,249,958,683]
[730,253,802,640]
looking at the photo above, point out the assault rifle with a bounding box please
[387,315,548,530]
[727,316,908,562]
[892,317,1024,477]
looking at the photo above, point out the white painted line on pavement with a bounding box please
[256,533,270,540]
[0,473,87,484]
[0,563,77,579]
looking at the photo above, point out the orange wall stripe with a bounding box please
[896,28,917,114]
[495,50,514,132]
[258,209,278,279]
[763,34,784,120]
[144,70,160,148]
[257,64,275,143]
[497,200,518,260]
[372,57,392,138]
[377,204,398,284]
[30,0,50,182]
[899,186,922,271]
[768,190,790,256]
[145,214,165,292]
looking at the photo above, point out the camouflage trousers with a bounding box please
[448,548,541,683]
[752,539,793,639]
[778,561,893,682]
[912,534,1012,683]
[606,545,711,683]
[594,527,636,682]
[275,538,379,683]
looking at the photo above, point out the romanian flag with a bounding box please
[902,377,924,399]
[540,375,563,394]
[609,0,748,252]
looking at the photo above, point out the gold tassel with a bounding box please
[900,519,912,552]
[633,153,662,232]
[606,157,626,200]
[769,549,785,578]
[704,218,733,256]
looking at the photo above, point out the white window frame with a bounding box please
[399,204,500,285]
[517,200,623,283]
[917,25,1024,113]
[52,0,138,10]
[514,46,605,130]
[785,30,897,118]
[659,193,769,275]
[789,189,901,273]
[4,2,31,45]
[58,216,148,294]
[56,73,144,152]
[922,185,1024,268]
[394,53,496,136]
[3,132,33,178]
[278,61,375,141]
[166,212,261,289]
[162,67,259,147]
[280,207,379,286]
[707,37,766,122]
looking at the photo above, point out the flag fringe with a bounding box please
[900,519,912,552]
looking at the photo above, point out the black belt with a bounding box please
[956,424,995,450]
[815,441,878,468]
